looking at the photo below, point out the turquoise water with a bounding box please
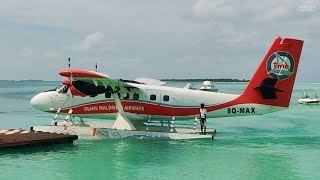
[0,81,319,179]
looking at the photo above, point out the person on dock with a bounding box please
[199,103,207,134]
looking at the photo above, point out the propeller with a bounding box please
[61,58,85,96]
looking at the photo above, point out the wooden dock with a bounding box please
[0,129,78,148]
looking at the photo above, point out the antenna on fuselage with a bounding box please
[68,58,71,69]
[95,62,98,72]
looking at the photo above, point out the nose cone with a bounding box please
[30,92,54,112]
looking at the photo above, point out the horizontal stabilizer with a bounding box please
[254,78,284,99]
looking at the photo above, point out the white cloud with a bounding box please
[43,51,60,58]
[192,0,233,19]
[189,0,319,46]
[0,1,105,30]
[22,48,32,57]
[83,32,105,49]
[0,0,319,81]
[191,0,303,23]
[64,32,106,51]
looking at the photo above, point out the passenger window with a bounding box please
[123,93,129,99]
[163,95,169,101]
[133,93,139,100]
[150,94,156,101]
[105,92,111,98]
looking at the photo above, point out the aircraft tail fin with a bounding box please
[240,37,304,108]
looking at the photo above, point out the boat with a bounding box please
[184,83,196,90]
[298,90,319,104]
[199,81,219,92]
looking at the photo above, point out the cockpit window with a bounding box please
[44,85,63,92]
[58,85,69,94]
[55,85,63,90]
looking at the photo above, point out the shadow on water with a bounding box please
[0,143,76,155]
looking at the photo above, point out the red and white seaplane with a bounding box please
[30,37,304,139]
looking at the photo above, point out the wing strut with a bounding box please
[111,92,136,130]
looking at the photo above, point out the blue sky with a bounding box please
[0,0,319,82]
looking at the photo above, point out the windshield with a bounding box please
[58,85,69,94]
[55,85,63,90]
[44,85,63,92]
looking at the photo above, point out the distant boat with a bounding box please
[298,90,319,104]
[200,81,219,92]
[184,83,196,90]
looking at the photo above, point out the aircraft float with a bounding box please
[30,37,304,139]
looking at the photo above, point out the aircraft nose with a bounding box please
[30,92,54,111]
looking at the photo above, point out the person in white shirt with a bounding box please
[199,103,207,134]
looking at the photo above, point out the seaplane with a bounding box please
[30,37,304,140]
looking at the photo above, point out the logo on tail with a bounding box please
[266,51,294,80]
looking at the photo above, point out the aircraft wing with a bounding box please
[134,77,165,86]
[59,69,138,96]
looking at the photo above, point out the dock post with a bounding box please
[193,117,198,133]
